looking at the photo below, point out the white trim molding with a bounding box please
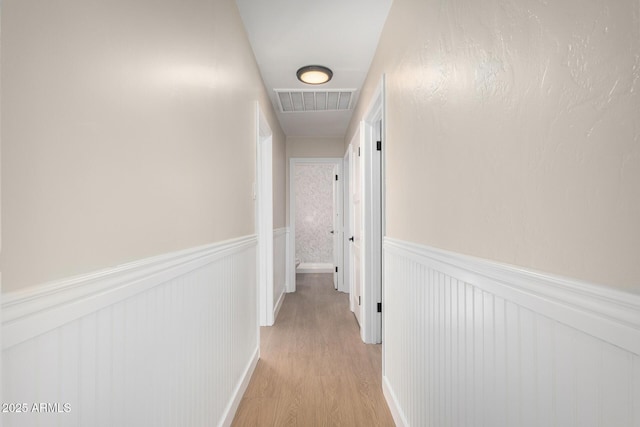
[256,102,274,327]
[382,375,409,427]
[385,238,640,354]
[220,347,260,427]
[273,227,288,323]
[286,225,295,293]
[2,236,259,427]
[296,263,334,273]
[383,237,640,427]
[3,235,257,348]
[273,228,287,238]
[360,76,385,344]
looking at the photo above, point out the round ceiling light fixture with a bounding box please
[296,65,333,85]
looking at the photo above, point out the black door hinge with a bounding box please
[377,302,382,313]
[358,296,361,305]
[335,174,338,181]
[335,266,338,273]
[376,140,382,151]
[358,147,361,156]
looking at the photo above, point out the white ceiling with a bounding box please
[235,0,393,138]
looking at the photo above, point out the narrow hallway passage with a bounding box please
[232,273,395,426]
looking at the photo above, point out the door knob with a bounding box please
[330,230,334,234]
[349,236,354,242]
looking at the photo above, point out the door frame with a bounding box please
[346,129,361,321]
[360,76,385,344]
[341,148,351,295]
[256,103,274,326]
[289,157,343,293]
[0,2,3,401]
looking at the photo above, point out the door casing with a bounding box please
[341,148,352,295]
[256,103,274,326]
[359,76,385,344]
[348,129,363,326]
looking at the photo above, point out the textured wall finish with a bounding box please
[1,0,284,291]
[295,164,335,264]
[348,0,640,289]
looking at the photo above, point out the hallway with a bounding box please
[232,273,395,426]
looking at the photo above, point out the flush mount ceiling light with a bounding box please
[296,65,333,85]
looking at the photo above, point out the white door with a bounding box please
[332,165,340,290]
[341,148,351,295]
[351,130,363,326]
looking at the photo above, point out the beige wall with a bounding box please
[286,137,345,159]
[1,0,285,291]
[286,137,345,226]
[348,0,640,290]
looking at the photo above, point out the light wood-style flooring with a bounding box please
[232,273,395,427]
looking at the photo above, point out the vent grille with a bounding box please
[275,90,356,112]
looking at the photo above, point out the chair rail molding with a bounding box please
[383,237,640,427]
[2,235,259,427]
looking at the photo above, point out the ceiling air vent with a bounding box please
[275,89,356,113]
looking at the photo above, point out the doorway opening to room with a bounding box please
[289,158,344,293]
[345,76,385,344]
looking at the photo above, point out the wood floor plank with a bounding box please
[232,273,395,427]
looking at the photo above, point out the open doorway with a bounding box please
[348,77,384,344]
[289,158,343,293]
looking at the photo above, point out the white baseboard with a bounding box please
[296,262,333,273]
[273,289,285,322]
[382,375,408,427]
[219,345,259,427]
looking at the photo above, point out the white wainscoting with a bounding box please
[383,237,640,427]
[273,228,287,321]
[2,236,259,427]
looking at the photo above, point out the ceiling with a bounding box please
[235,0,393,138]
